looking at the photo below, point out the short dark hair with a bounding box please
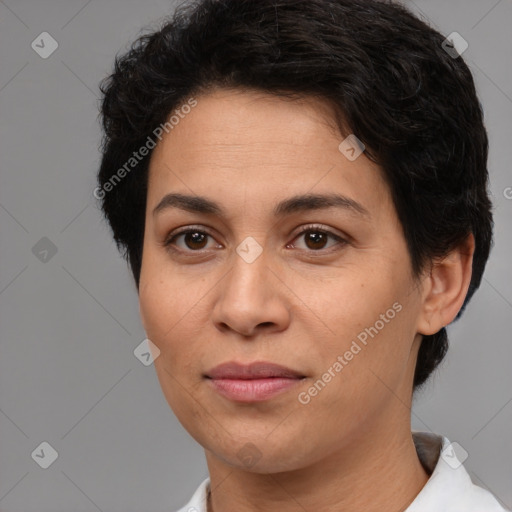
[96,0,493,391]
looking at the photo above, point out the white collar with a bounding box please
[176,431,508,512]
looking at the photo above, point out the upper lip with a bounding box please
[205,361,305,380]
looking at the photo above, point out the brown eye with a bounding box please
[303,231,329,250]
[289,225,347,253]
[165,228,218,252]
[182,231,208,250]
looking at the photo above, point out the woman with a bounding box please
[95,0,508,510]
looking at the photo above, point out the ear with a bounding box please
[417,233,475,336]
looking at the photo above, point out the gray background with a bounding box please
[0,0,511,510]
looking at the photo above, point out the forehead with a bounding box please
[146,88,392,221]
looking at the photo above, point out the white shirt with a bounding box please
[175,431,509,512]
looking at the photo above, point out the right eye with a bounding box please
[164,227,222,253]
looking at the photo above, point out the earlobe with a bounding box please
[417,233,475,336]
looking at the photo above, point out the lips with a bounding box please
[205,361,305,380]
[205,361,306,402]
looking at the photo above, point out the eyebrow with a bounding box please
[152,192,370,219]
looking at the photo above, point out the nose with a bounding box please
[211,244,291,338]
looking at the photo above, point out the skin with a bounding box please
[138,87,475,512]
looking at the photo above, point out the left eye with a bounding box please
[289,227,346,252]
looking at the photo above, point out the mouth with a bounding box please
[204,361,306,403]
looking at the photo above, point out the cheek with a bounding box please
[319,304,418,414]
[138,274,216,386]
[303,269,416,391]
[139,282,174,345]
[298,269,398,349]
[139,250,202,342]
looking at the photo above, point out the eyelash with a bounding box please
[163,224,347,255]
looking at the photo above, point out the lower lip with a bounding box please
[207,377,304,402]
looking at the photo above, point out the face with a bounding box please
[139,87,426,473]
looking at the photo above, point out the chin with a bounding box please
[202,432,319,474]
